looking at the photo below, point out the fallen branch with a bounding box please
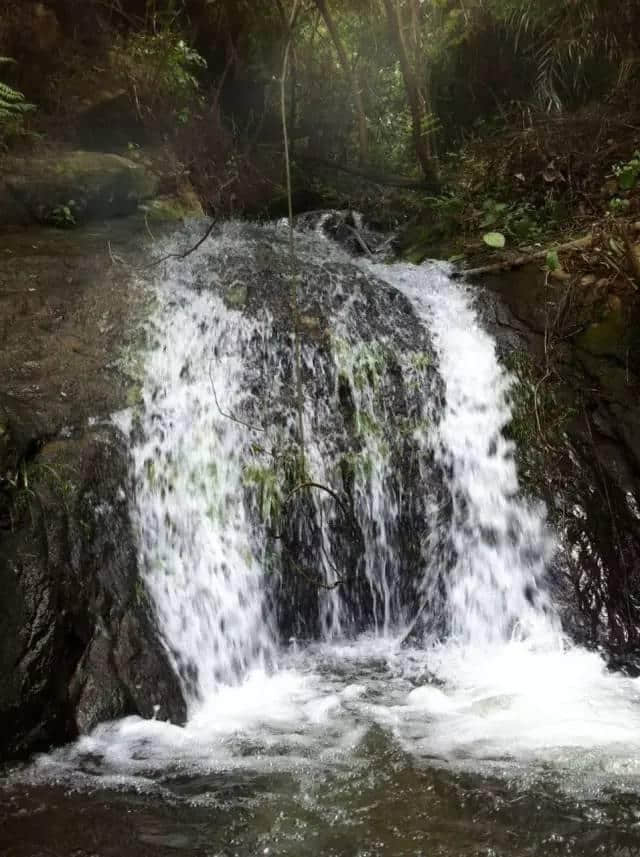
[283,480,351,520]
[343,223,373,257]
[208,359,265,434]
[298,154,436,191]
[453,234,593,279]
[280,542,345,590]
[144,219,219,269]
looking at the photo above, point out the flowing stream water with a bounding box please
[4,220,640,856]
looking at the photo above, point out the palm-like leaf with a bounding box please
[0,58,35,123]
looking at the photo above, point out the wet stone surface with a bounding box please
[0,217,185,759]
[476,266,640,665]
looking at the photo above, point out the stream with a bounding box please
[3,220,640,856]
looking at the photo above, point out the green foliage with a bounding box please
[604,151,639,214]
[0,58,35,123]
[0,57,35,148]
[50,203,76,228]
[111,32,206,125]
[479,198,547,243]
[545,249,560,271]
[483,231,506,249]
[243,463,282,524]
[612,151,640,192]
[609,197,631,215]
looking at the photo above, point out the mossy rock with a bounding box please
[0,151,159,227]
[145,189,204,224]
[224,283,249,309]
[575,304,634,362]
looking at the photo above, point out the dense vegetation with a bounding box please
[0,0,640,203]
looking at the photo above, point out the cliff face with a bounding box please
[0,219,186,759]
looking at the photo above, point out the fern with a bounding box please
[0,58,35,123]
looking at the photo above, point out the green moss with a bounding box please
[397,220,462,263]
[340,450,374,485]
[5,152,159,227]
[243,463,282,524]
[355,409,381,438]
[224,283,248,310]
[409,352,432,372]
[503,349,576,494]
[353,342,389,391]
[575,306,629,361]
[145,192,203,223]
[397,415,430,437]
[126,382,143,407]
[333,339,391,393]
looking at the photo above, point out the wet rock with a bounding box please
[0,220,185,759]
[145,191,205,224]
[0,393,45,485]
[186,223,444,640]
[476,266,640,658]
[295,210,386,256]
[0,427,186,759]
[223,283,248,310]
[0,152,159,226]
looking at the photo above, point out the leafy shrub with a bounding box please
[0,57,36,148]
[478,197,549,243]
[111,33,206,128]
[613,151,640,192]
[0,57,34,123]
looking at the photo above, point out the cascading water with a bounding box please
[24,219,640,818]
[131,284,278,701]
[373,261,557,645]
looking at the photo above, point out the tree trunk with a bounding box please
[314,0,368,164]
[382,0,437,181]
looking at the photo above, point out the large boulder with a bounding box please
[0,151,159,227]
[0,423,186,759]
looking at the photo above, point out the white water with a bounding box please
[376,261,556,644]
[131,282,277,701]
[28,224,640,797]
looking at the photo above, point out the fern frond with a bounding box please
[0,68,35,124]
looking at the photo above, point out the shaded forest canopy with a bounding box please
[1,0,639,228]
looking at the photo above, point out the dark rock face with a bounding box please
[176,225,445,641]
[0,221,186,760]
[476,266,640,667]
[0,422,186,759]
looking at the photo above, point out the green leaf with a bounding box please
[483,232,506,249]
[545,250,560,271]
[617,165,639,191]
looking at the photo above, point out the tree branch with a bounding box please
[453,234,593,279]
[299,154,434,190]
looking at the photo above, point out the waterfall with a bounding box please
[369,261,557,645]
[130,221,447,701]
[131,222,559,703]
[32,219,640,794]
[131,281,278,702]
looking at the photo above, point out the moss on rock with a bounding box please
[0,151,159,226]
